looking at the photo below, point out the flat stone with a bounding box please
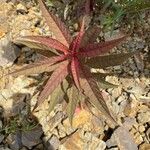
[139,143,150,150]
[61,130,106,150]
[138,125,145,133]
[7,132,22,150]
[134,132,143,145]
[124,99,139,117]
[107,126,138,150]
[0,36,20,67]
[123,117,137,130]
[22,126,43,149]
[137,111,150,124]
[63,109,92,129]
[46,135,60,150]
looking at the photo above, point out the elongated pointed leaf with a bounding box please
[82,65,114,78]
[85,0,94,14]
[91,72,114,78]
[39,0,72,47]
[66,85,79,125]
[10,62,59,77]
[79,36,127,57]
[84,0,91,15]
[76,0,93,20]
[85,51,137,68]
[71,57,81,89]
[97,78,118,89]
[14,38,57,55]
[49,79,69,113]
[71,17,85,53]
[80,25,101,48]
[34,60,69,109]
[82,0,94,26]
[15,36,68,54]
[32,48,57,58]
[79,65,117,125]
[8,56,65,76]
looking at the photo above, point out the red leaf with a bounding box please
[70,17,85,53]
[79,36,127,57]
[38,0,72,47]
[34,60,69,109]
[85,0,94,14]
[79,65,117,125]
[77,0,94,18]
[71,57,80,89]
[8,55,65,76]
[80,25,101,48]
[15,36,69,54]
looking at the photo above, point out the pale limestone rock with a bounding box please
[60,130,106,150]
[0,2,15,38]
[138,125,145,133]
[16,3,28,14]
[137,111,150,124]
[124,98,139,117]
[139,143,150,150]
[0,75,35,117]
[134,132,143,145]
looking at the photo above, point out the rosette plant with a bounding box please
[10,0,137,125]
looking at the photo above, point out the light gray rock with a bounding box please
[0,135,4,143]
[106,126,138,150]
[123,117,137,130]
[106,135,117,148]
[0,36,20,67]
[46,135,60,150]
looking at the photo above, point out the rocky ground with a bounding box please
[0,0,150,150]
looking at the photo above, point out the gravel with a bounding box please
[0,1,149,149]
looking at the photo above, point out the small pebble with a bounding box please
[16,3,28,14]
[138,125,145,133]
